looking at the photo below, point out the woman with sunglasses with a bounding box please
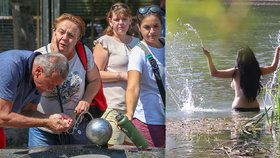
[126,5,165,147]
[93,2,139,145]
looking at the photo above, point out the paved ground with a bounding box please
[0,144,164,158]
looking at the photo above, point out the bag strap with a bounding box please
[159,38,165,46]
[75,41,87,71]
[55,41,87,114]
[46,45,68,141]
[56,86,64,113]
[137,41,166,111]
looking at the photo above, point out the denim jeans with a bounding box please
[28,117,92,148]
[28,127,64,147]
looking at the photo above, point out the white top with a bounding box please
[35,43,94,133]
[128,42,165,125]
[94,35,139,110]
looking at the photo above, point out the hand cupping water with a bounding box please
[48,113,73,133]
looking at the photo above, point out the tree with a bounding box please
[11,0,35,50]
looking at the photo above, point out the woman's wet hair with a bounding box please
[235,46,262,102]
[103,2,132,36]
[53,13,85,38]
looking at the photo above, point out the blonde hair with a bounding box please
[53,13,85,38]
[103,2,132,36]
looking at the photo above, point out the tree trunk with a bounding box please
[11,0,35,50]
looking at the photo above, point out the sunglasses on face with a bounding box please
[138,5,161,16]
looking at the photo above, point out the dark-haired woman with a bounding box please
[203,46,280,111]
[126,5,165,147]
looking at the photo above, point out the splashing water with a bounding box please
[183,23,204,48]
[277,30,280,45]
[263,30,280,110]
[176,18,204,48]
[180,79,219,113]
[180,79,207,112]
[263,30,280,111]
[167,18,217,113]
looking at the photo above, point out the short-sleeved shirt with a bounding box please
[128,42,165,125]
[0,50,41,113]
[94,35,139,110]
[35,44,94,120]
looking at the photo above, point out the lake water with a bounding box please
[166,4,280,157]
[166,4,280,116]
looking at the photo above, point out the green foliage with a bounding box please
[167,0,255,42]
[263,70,280,131]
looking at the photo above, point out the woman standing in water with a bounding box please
[126,5,165,147]
[203,46,280,111]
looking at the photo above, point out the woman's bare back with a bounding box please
[231,72,260,109]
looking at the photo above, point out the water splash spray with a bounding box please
[167,18,216,112]
[183,23,204,48]
[264,30,280,110]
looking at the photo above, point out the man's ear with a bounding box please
[34,66,43,78]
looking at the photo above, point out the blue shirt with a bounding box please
[128,43,165,125]
[0,50,41,113]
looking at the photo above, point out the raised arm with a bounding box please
[260,45,280,75]
[125,70,141,120]
[93,43,127,82]
[202,47,235,78]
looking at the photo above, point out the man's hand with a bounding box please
[47,113,73,133]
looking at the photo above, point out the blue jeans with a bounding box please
[29,122,92,147]
[28,127,66,147]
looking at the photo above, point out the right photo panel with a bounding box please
[166,0,280,157]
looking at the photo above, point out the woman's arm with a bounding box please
[260,45,280,75]
[93,43,127,82]
[202,47,235,78]
[125,70,141,120]
[75,63,100,114]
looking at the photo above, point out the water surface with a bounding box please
[166,4,280,158]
